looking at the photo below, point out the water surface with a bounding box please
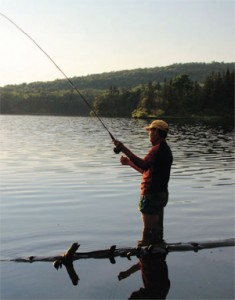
[0,115,234,299]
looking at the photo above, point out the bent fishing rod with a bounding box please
[0,12,120,153]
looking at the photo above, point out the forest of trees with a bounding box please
[0,62,234,118]
[93,70,234,118]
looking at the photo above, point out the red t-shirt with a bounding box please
[130,141,173,195]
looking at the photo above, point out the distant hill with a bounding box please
[2,62,234,94]
[1,62,234,118]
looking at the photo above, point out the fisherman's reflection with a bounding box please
[118,252,170,299]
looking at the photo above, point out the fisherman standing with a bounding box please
[114,120,173,246]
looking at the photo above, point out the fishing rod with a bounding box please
[0,12,120,154]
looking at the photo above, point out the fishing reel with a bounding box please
[113,146,121,154]
[110,134,122,154]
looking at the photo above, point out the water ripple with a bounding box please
[0,115,234,257]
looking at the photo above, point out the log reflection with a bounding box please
[7,238,235,288]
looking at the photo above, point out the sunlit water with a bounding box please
[0,115,234,299]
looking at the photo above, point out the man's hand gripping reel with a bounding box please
[109,132,121,154]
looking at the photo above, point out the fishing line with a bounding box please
[0,12,119,148]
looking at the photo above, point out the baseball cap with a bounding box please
[145,120,169,132]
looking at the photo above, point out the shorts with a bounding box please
[138,192,168,215]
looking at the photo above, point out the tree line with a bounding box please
[0,64,234,118]
[93,70,234,118]
[0,90,95,116]
[1,62,233,93]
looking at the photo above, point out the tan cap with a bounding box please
[145,120,169,132]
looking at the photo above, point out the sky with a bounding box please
[0,0,234,87]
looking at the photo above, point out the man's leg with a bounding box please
[158,208,164,241]
[139,213,163,246]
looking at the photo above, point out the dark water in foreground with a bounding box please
[0,115,234,299]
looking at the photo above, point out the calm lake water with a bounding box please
[0,115,234,299]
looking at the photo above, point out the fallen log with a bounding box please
[10,238,235,264]
[4,238,234,286]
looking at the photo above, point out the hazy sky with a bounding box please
[0,0,234,87]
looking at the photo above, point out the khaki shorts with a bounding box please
[138,192,168,215]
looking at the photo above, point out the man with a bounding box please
[114,120,173,246]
